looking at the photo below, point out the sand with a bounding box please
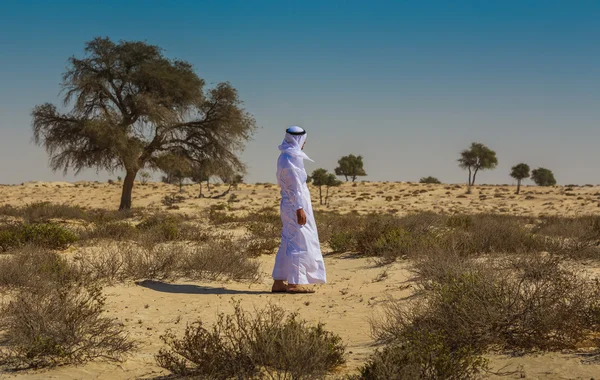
[1,180,600,379]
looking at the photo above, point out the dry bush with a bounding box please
[83,220,139,241]
[534,216,600,258]
[0,202,88,223]
[0,246,83,289]
[359,252,600,379]
[77,236,260,284]
[0,222,78,252]
[156,302,345,379]
[0,202,137,224]
[0,281,134,370]
[243,209,281,256]
[181,237,261,281]
[439,214,543,256]
[83,213,206,245]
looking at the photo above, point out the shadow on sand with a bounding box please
[135,280,271,295]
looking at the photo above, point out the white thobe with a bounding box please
[272,152,326,285]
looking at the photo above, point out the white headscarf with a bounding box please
[278,126,313,162]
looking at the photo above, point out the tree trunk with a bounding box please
[198,182,203,198]
[466,168,472,194]
[352,175,357,182]
[472,168,479,186]
[179,180,183,193]
[345,175,348,181]
[516,179,521,195]
[326,186,330,206]
[119,169,138,210]
[319,186,323,205]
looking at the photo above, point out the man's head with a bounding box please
[285,126,307,150]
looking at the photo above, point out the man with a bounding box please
[272,126,326,293]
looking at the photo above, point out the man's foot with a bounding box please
[271,280,288,293]
[286,285,316,294]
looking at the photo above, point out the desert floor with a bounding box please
[1,180,600,379]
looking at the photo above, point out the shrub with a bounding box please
[329,231,356,252]
[77,237,260,284]
[361,253,600,379]
[0,222,78,252]
[0,281,134,369]
[0,202,87,223]
[84,221,139,241]
[137,214,182,241]
[156,303,345,379]
[243,210,281,256]
[419,176,441,185]
[0,246,83,289]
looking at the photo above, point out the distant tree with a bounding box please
[32,37,255,210]
[510,163,530,194]
[324,173,342,206]
[310,168,329,205]
[531,167,557,187]
[156,154,191,193]
[335,155,367,182]
[190,158,244,198]
[458,142,498,193]
[419,176,441,184]
[139,171,151,185]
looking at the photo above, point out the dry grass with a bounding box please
[76,237,260,284]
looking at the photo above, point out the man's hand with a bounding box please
[296,208,307,226]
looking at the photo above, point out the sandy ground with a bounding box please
[1,180,600,379]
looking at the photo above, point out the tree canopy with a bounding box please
[32,37,255,209]
[334,155,367,182]
[531,167,557,187]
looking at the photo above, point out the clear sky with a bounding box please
[1,0,599,185]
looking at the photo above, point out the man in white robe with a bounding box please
[272,126,327,293]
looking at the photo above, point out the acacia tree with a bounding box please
[334,155,367,182]
[310,168,329,205]
[458,142,498,193]
[531,167,557,187]
[510,163,530,194]
[32,37,255,210]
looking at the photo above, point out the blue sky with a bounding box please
[1,0,599,185]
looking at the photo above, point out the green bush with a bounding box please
[0,223,78,252]
[419,176,442,185]
[329,231,356,252]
